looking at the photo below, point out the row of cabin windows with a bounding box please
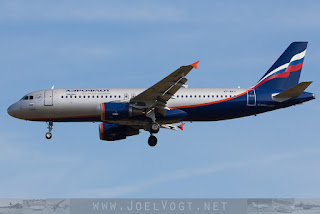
[61,94,236,99]
[176,95,236,98]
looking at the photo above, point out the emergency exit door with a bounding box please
[247,89,256,106]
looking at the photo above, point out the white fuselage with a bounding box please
[9,88,248,121]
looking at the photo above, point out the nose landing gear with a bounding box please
[45,121,53,139]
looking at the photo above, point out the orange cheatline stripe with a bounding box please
[100,123,104,140]
[101,103,105,120]
[170,90,249,109]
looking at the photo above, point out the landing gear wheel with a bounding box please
[46,132,52,139]
[150,122,160,134]
[148,136,157,147]
[45,121,53,140]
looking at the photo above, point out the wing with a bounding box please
[130,61,199,115]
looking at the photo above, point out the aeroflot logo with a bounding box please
[66,89,110,92]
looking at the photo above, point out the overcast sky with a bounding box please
[0,0,320,198]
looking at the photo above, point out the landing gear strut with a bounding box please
[46,121,53,139]
[146,109,159,146]
[148,135,157,147]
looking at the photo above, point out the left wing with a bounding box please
[130,61,199,115]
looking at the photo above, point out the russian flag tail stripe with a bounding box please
[253,42,307,91]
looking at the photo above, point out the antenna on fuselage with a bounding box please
[51,85,55,89]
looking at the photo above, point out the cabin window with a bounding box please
[61,96,63,98]
[190,95,192,98]
[181,95,183,98]
[70,95,72,98]
[177,95,179,98]
[75,96,77,98]
[29,96,33,100]
[79,96,81,98]
[83,96,86,98]
[119,95,121,98]
[225,95,227,98]
[186,95,188,98]
[88,96,90,98]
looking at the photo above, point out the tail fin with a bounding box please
[253,42,307,90]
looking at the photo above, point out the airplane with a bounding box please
[28,205,45,211]
[24,200,46,211]
[251,202,269,210]
[274,205,293,213]
[295,202,320,210]
[7,42,315,146]
[48,200,68,211]
[0,202,23,209]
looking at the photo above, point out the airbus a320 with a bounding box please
[7,42,315,146]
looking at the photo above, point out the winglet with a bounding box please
[178,123,186,131]
[190,61,199,69]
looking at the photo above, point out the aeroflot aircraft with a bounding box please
[7,42,315,146]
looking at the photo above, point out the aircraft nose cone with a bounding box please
[7,103,18,117]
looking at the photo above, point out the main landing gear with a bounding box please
[46,121,53,139]
[148,135,157,147]
[149,122,160,134]
[148,122,160,147]
[146,110,160,147]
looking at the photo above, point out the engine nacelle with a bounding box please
[99,123,139,141]
[99,102,143,121]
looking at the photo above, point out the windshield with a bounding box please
[20,95,33,101]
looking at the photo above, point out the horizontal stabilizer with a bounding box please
[272,81,312,102]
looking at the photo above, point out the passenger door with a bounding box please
[44,90,53,106]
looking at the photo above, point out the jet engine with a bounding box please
[99,102,143,121]
[99,123,139,141]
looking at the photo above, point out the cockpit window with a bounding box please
[20,96,28,100]
[20,95,33,100]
